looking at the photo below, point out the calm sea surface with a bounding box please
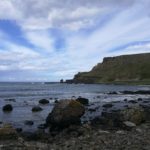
[0,82,150,131]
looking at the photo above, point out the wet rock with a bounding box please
[4,98,16,102]
[3,104,13,112]
[128,100,138,104]
[46,100,85,129]
[124,99,128,102]
[124,105,129,108]
[102,103,113,108]
[121,106,145,125]
[88,108,96,112]
[32,106,43,112]
[108,91,118,94]
[0,124,17,140]
[16,128,22,133]
[143,100,149,103]
[39,99,49,104]
[76,97,89,105]
[54,100,59,103]
[121,90,150,94]
[138,98,143,101]
[24,120,34,126]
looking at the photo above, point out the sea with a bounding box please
[0,82,150,131]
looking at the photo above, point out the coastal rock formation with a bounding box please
[121,107,145,125]
[2,104,13,112]
[76,97,89,105]
[39,99,49,104]
[32,106,43,112]
[46,100,85,128]
[72,53,150,84]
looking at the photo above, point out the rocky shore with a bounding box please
[0,90,150,150]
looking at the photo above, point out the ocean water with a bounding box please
[0,82,150,131]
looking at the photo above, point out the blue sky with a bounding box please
[0,0,150,81]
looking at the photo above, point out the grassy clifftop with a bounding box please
[73,53,150,84]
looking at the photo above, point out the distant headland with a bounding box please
[65,53,150,85]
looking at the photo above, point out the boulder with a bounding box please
[96,106,145,128]
[32,106,43,112]
[128,100,138,104]
[46,100,85,128]
[76,97,89,105]
[102,103,113,108]
[24,120,34,126]
[3,104,13,112]
[0,124,17,140]
[39,99,49,104]
[121,106,145,125]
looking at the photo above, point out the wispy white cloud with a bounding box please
[0,0,150,81]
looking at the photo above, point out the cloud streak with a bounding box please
[0,0,150,81]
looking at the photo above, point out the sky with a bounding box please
[0,0,150,82]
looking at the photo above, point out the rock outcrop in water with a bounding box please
[46,100,85,129]
[71,53,150,84]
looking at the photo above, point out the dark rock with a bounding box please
[108,91,118,94]
[39,99,49,104]
[88,108,96,112]
[24,120,34,126]
[60,79,64,83]
[143,100,149,103]
[124,105,129,108]
[3,104,13,112]
[4,98,16,102]
[97,96,101,98]
[16,128,22,133]
[54,100,59,103]
[128,100,138,104]
[124,99,128,102]
[121,90,150,95]
[138,98,143,101]
[46,100,85,129]
[32,106,43,112]
[76,97,89,105]
[102,103,113,108]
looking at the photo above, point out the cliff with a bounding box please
[72,53,150,84]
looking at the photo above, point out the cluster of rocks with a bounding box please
[2,98,50,113]
[0,95,150,149]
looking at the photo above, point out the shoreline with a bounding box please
[0,90,150,149]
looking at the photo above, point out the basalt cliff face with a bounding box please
[72,53,150,84]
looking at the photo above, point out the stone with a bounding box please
[121,106,145,125]
[39,99,49,104]
[128,100,138,104]
[2,104,13,112]
[102,103,113,108]
[76,97,89,105]
[123,121,136,128]
[138,98,143,101]
[46,100,85,128]
[0,124,17,140]
[32,106,43,112]
[24,120,34,126]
